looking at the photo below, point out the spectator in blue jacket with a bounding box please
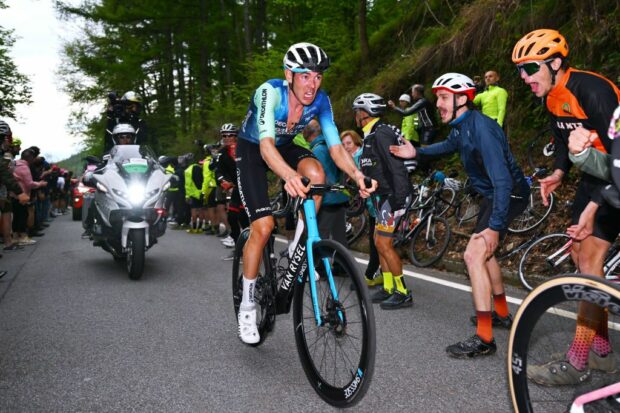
[390,73,530,358]
[303,119,349,246]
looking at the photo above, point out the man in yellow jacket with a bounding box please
[473,70,508,128]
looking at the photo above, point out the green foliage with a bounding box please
[56,0,620,176]
[0,18,32,119]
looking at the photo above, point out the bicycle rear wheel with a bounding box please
[508,275,620,412]
[508,190,554,234]
[292,239,375,407]
[232,229,276,346]
[345,212,367,246]
[409,215,451,267]
[518,233,576,291]
[435,186,456,218]
[455,192,480,225]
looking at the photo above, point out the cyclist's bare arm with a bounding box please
[259,138,311,198]
[328,144,377,197]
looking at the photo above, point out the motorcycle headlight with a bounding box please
[128,183,146,206]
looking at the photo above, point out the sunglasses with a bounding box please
[221,134,237,138]
[516,59,554,77]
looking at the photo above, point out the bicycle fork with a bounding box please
[303,200,344,327]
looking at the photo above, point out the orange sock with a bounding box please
[476,311,493,343]
[493,293,509,318]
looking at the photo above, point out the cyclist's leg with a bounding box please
[236,139,275,343]
[566,209,617,371]
[372,196,411,309]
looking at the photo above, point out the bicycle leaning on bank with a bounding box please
[232,178,376,407]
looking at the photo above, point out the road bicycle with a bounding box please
[518,233,620,291]
[232,180,376,407]
[392,179,452,267]
[508,274,620,412]
[506,168,554,234]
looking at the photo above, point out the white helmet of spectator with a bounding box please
[399,94,411,103]
[352,93,387,117]
[431,73,477,101]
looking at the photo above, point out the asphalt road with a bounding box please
[0,213,526,412]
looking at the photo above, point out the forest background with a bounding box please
[6,0,620,174]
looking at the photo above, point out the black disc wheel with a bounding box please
[292,239,375,407]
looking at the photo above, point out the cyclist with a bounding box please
[390,73,530,357]
[353,93,413,309]
[512,29,620,384]
[235,42,375,344]
[214,123,248,254]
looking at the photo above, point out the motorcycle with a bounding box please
[89,145,170,280]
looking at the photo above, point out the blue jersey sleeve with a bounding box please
[317,93,341,148]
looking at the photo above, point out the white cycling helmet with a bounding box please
[352,93,387,117]
[220,123,238,135]
[399,94,411,103]
[112,123,136,144]
[283,42,330,73]
[121,91,142,103]
[432,73,477,101]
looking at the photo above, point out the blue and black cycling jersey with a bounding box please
[238,79,341,148]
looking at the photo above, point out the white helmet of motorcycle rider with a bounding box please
[112,123,137,145]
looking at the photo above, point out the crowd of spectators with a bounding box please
[0,119,74,278]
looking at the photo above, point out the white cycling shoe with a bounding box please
[238,307,260,344]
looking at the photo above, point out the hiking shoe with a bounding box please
[371,288,393,303]
[3,244,23,251]
[446,335,497,358]
[469,311,513,329]
[238,307,260,344]
[589,350,617,373]
[365,274,384,287]
[380,290,413,310]
[527,358,591,386]
[17,237,36,246]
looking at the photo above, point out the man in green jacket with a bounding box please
[473,70,508,127]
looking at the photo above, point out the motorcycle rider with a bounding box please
[84,124,137,236]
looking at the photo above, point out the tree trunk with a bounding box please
[243,0,252,55]
[358,0,369,66]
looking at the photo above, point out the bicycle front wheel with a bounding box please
[409,215,451,267]
[292,239,376,407]
[508,189,554,234]
[518,233,576,291]
[508,275,620,412]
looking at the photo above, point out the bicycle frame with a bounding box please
[274,194,344,325]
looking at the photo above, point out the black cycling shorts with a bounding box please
[236,138,316,222]
[572,176,620,243]
[473,195,528,238]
